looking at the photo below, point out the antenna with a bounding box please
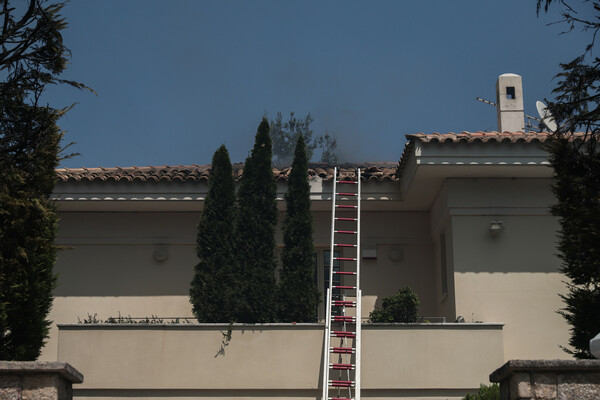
[536,101,558,132]
[476,97,496,106]
[476,97,542,132]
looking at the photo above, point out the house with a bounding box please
[42,74,570,399]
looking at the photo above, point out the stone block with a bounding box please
[22,374,59,400]
[510,372,532,399]
[557,373,600,400]
[0,361,82,400]
[0,375,21,400]
[533,373,557,399]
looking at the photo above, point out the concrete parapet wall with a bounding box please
[490,359,600,399]
[57,323,503,398]
[0,361,83,400]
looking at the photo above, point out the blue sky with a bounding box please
[47,1,588,168]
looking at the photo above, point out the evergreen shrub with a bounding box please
[369,287,419,323]
[235,118,278,323]
[278,135,320,322]
[189,145,239,323]
[462,383,500,400]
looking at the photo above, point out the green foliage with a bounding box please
[0,0,88,360]
[550,138,600,358]
[235,118,278,322]
[269,112,338,166]
[270,112,318,166]
[278,135,320,322]
[190,145,240,323]
[369,287,419,323]
[319,133,338,164]
[77,313,193,324]
[462,383,500,400]
[559,285,600,358]
[538,1,600,359]
[0,114,59,360]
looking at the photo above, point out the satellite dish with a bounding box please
[536,101,558,132]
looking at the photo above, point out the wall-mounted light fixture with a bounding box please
[489,220,504,235]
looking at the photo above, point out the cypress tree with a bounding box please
[550,138,600,358]
[0,104,61,360]
[189,145,239,322]
[0,1,89,360]
[278,135,320,322]
[536,2,600,358]
[235,118,278,323]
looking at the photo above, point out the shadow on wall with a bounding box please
[54,244,195,296]
[451,215,561,274]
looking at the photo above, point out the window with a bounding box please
[323,249,341,308]
[440,234,448,295]
[507,86,516,99]
[310,248,341,320]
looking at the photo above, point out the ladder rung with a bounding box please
[332,331,356,338]
[332,301,356,307]
[330,363,355,370]
[329,380,355,388]
[332,316,355,322]
[330,346,355,353]
[326,168,360,400]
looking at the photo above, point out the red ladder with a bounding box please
[322,167,361,400]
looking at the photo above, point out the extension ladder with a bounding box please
[322,167,361,400]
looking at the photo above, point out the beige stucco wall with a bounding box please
[57,323,503,399]
[45,175,569,371]
[440,178,570,360]
[451,215,568,360]
[314,210,436,321]
[43,209,438,361]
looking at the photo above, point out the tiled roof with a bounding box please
[406,131,554,143]
[395,131,573,179]
[57,132,580,184]
[56,165,214,183]
[56,163,398,183]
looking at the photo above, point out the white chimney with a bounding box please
[496,73,524,132]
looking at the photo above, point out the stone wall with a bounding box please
[0,362,83,400]
[490,360,600,399]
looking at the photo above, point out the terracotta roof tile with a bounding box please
[56,163,397,183]
[56,165,211,183]
[406,131,554,144]
[57,132,581,184]
[395,131,578,180]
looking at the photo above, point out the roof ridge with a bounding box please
[55,164,398,183]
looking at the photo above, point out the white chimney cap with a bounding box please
[499,73,520,77]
